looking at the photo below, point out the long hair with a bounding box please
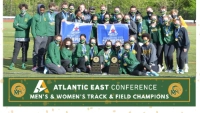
[104,40,113,51]
[60,38,73,50]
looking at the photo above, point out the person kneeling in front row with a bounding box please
[44,35,66,74]
[60,38,74,72]
[120,42,159,76]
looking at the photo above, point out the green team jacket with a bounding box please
[143,16,151,30]
[60,47,73,65]
[73,43,90,65]
[45,41,61,65]
[45,11,56,36]
[161,23,175,44]
[136,20,149,42]
[119,51,140,74]
[149,24,164,45]
[13,13,32,38]
[97,49,115,66]
[86,45,99,65]
[31,13,48,38]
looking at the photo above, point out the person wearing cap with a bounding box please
[9,3,32,70]
[31,4,48,72]
[97,5,109,24]
[55,1,71,35]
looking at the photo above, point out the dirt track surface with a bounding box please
[3,19,196,26]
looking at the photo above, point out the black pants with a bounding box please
[102,66,109,73]
[46,36,54,50]
[176,46,189,70]
[153,43,163,66]
[131,62,151,76]
[76,57,86,72]
[11,40,29,63]
[61,59,73,72]
[32,36,48,67]
[164,44,175,70]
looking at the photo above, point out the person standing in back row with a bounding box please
[9,3,32,70]
[31,4,48,72]
[45,2,56,50]
[55,1,72,35]
[174,19,190,74]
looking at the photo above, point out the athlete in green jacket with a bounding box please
[9,3,32,70]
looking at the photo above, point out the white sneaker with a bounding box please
[102,73,107,75]
[43,67,48,74]
[176,65,179,73]
[168,69,173,73]
[158,64,162,73]
[165,69,169,72]
[184,64,189,73]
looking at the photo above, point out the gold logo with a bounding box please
[111,57,118,63]
[93,57,99,63]
[168,83,183,98]
[11,83,26,98]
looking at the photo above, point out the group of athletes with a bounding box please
[9,1,190,76]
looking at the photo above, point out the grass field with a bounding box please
[3,22,196,77]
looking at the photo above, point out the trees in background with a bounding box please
[3,0,196,20]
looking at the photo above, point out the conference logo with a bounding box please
[168,83,183,98]
[71,23,80,34]
[33,80,49,93]
[108,25,118,36]
[11,83,26,98]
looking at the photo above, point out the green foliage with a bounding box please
[3,0,196,19]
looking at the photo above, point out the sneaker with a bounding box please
[151,71,159,76]
[168,69,173,73]
[32,66,38,71]
[102,73,107,75]
[76,68,81,73]
[176,65,179,73]
[36,67,44,73]
[43,67,48,74]
[158,64,162,73]
[161,66,165,71]
[146,72,151,76]
[165,69,169,72]
[179,69,184,74]
[9,63,15,70]
[22,63,26,69]
[184,64,189,73]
